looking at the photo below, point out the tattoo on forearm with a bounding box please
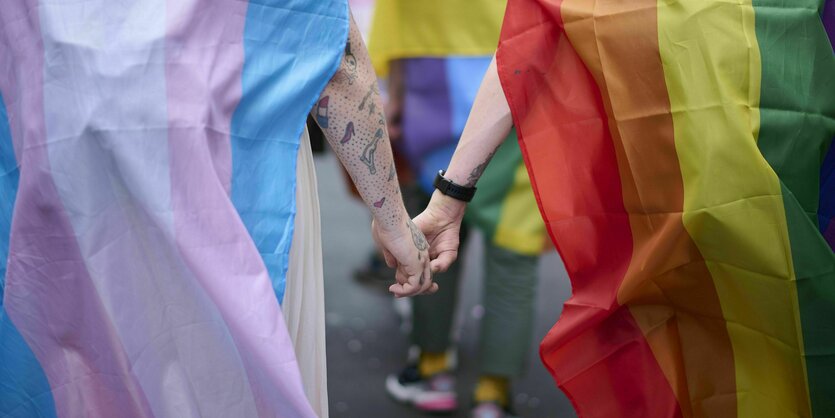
[465,148,498,187]
[340,122,355,144]
[315,14,406,230]
[316,96,329,128]
[343,41,358,85]
[359,128,383,174]
[359,81,379,112]
[408,219,429,251]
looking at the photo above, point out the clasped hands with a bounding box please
[371,191,468,298]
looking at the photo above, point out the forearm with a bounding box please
[442,55,513,188]
[425,55,512,219]
[313,13,405,230]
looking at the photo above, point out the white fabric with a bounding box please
[284,128,329,417]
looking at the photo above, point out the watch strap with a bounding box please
[433,170,476,202]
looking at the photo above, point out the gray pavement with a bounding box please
[317,153,578,418]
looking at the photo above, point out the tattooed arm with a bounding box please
[312,13,435,297]
[414,55,513,272]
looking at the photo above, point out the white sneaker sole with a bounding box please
[385,375,458,412]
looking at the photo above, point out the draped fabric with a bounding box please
[0,1,348,416]
[284,128,329,418]
[497,0,835,416]
[367,0,506,76]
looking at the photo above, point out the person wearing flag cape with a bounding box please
[0,1,435,417]
[414,0,835,417]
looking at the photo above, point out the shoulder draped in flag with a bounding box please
[0,1,348,416]
[497,0,835,417]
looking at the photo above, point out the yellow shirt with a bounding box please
[368,0,507,76]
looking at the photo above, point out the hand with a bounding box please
[371,215,437,297]
[413,191,467,273]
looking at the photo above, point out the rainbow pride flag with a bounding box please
[497,0,835,416]
[0,1,347,416]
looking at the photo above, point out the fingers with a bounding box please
[429,250,458,273]
[389,253,435,297]
[393,272,424,298]
[389,279,438,297]
[389,281,417,298]
[418,260,434,294]
[395,268,408,284]
[381,248,397,268]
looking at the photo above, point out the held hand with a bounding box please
[371,216,437,297]
[413,191,468,273]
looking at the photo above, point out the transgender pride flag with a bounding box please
[0,1,347,417]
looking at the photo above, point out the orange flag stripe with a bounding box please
[559,1,737,417]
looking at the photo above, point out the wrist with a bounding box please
[433,170,477,202]
[428,190,467,221]
[374,207,410,234]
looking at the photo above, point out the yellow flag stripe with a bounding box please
[658,1,811,416]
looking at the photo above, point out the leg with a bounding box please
[386,184,467,413]
[405,183,466,356]
[475,238,540,409]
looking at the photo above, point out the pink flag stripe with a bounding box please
[165,0,315,416]
[4,2,154,416]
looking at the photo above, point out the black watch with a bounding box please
[433,170,477,202]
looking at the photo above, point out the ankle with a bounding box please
[474,375,510,407]
[418,351,451,377]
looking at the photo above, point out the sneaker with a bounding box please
[385,364,458,413]
[470,402,517,418]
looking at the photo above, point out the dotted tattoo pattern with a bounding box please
[311,19,402,228]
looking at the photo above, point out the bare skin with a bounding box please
[412,55,514,273]
[312,14,436,297]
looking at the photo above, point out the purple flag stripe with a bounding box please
[401,58,452,169]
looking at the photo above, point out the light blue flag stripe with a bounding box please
[231,0,348,303]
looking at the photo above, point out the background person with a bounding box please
[0,4,433,417]
[365,1,549,416]
[414,1,835,417]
